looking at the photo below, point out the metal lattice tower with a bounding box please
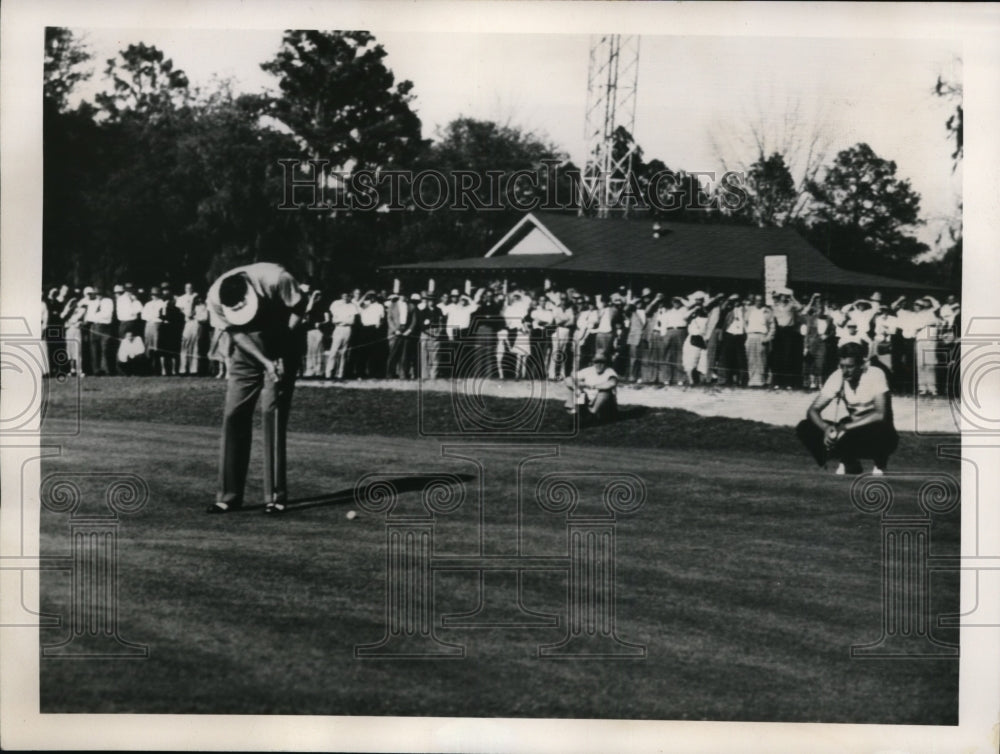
[579,35,641,217]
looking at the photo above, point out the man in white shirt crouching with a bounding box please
[564,351,618,424]
[795,341,898,475]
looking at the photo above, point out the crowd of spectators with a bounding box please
[41,278,961,397]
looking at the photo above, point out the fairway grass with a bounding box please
[38,378,959,722]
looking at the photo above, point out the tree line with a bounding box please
[44,28,961,292]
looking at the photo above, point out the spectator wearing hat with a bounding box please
[592,293,622,362]
[891,296,918,394]
[400,292,423,379]
[654,295,690,385]
[769,288,803,390]
[512,315,533,380]
[549,291,576,381]
[84,285,116,376]
[843,292,881,334]
[624,295,652,383]
[835,318,872,358]
[180,293,209,375]
[326,292,359,379]
[529,294,555,378]
[573,295,599,371]
[142,287,167,375]
[702,292,725,385]
[63,297,88,376]
[640,294,664,383]
[416,293,444,379]
[870,301,899,374]
[385,292,414,379]
[802,293,834,390]
[744,294,774,387]
[472,289,503,379]
[44,286,68,376]
[356,291,386,378]
[564,350,618,423]
[499,289,530,378]
[442,288,483,376]
[682,293,723,386]
[719,294,747,386]
[912,296,942,396]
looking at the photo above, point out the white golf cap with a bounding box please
[220,278,259,327]
[83,286,96,295]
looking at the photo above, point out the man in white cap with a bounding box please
[205,263,305,514]
[564,350,618,423]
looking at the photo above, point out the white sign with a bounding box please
[763,255,788,305]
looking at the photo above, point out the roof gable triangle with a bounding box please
[484,213,573,257]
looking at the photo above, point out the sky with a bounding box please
[69,27,963,255]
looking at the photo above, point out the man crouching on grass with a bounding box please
[205,263,305,514]
[565,351,618,424]
[796,341,898,476]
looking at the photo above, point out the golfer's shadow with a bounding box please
[243,473,477,514]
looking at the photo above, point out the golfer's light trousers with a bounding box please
[217,338,298,506]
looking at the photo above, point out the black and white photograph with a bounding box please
[2,2,999,752]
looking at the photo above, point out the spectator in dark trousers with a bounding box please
[718,295,746,386]
[385,293,414,379]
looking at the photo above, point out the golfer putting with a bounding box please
[796,341,898,475]
[564,351,618,423]
[205,263,305,514]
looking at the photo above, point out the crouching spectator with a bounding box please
[564,351,618,423]
[795,341,898,475]
[117,331,147,376]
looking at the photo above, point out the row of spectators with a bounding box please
[42,280,961,396]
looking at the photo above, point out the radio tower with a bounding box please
[579,35,641,218]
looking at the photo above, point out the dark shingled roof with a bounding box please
[384,212,934,292]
